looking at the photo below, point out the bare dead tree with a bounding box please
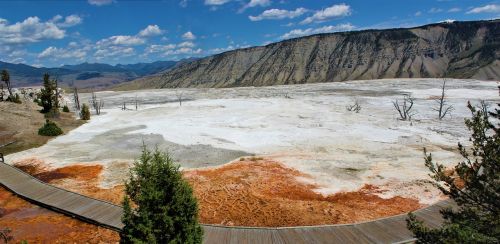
[480,100,490,116]
[90,90,104,115]
[346,99,362,113]
[73,87,81,112]
[175,90,184,106]
[135,95,138,110]
[0,84,4,101]
[122,101,127,110]
[393,94,416,121]
[54,78,60,109]
[433,79,454,120]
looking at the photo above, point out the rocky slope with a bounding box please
[124,19,499,89]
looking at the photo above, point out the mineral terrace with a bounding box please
[7,78,499,227]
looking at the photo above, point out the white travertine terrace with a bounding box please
[7,78,499,205]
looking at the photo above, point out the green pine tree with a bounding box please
[407,97,499,243]
[40,73,55,113]
[80,103,91,120]
[1,70,12,98]
[120,146,203,244]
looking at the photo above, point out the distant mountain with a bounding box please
[0,61,178,89]
[0,61,73,78]
[116,61,177,76]
[119,19,499,90]
[61,62,127,73]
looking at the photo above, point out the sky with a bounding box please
[0,0,498,67]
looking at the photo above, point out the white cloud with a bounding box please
[97,35,146,46]
[177,41,195,48]
[1,48,28,64]
[240,0,271,12]
[88,0,113,6]
[164,47,202,56]
[179,0,188,7]
[97,25,165,47]
[441,19,456,23]
[94,46,135,59]
[301,4,351,24]
[0,16,65,44]
[249,8,308,21]
[428,8,443,13]
[57,15,83,27]
[204,0,231,5]
[50,15,63,23]
[414,11,422,17]
[280,23,355,39]
[146,41,192,52]
[145,44,176,54]
[466,4,500,14]
[138,25,164,37]
[182,31,196,40]
[145,41,201,58]
[38,46,86,59]
[246,0,270,8]
[448,7,461,13]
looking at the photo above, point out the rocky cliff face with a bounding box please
[129,20,499,89]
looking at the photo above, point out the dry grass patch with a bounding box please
[0,101,84,155]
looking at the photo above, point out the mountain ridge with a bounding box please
[0,61,179,89]
[118,19,499,90]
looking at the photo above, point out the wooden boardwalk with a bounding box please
[0,161,452,243]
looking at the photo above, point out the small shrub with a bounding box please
[38,119,63,136]
[80,103,90,120]
[239,157,245,161]
[62,105,70,112]
[7,94,21,104]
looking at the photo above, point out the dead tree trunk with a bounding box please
[73,87,80,112]
[393,94,416,121]
[433,79,454,120]
[54,79,60,109]
[176,91,183,106]
[0,84,4,101]
[90,90,103,115]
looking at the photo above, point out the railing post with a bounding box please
[0,153,4,163]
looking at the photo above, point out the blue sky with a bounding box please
[0,0,498,67]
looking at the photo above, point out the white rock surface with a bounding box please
[7,78,499,204]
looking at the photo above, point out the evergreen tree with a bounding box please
[80,103,91,120]
[1,70,12,99]
[40,73,55,113]
[407,96,500,243]
[120,146,203,244]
